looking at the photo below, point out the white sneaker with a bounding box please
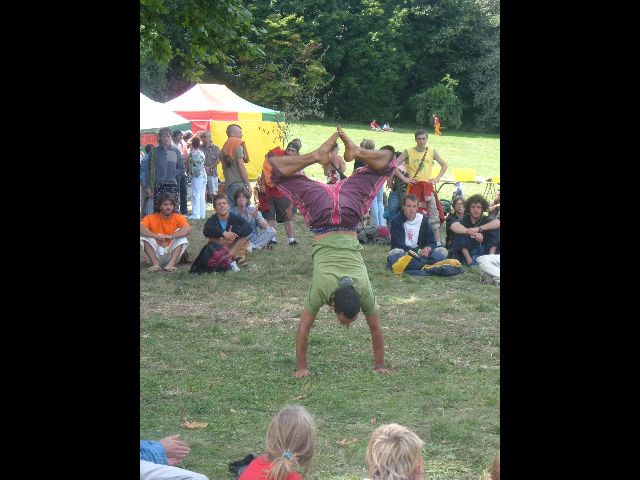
[247,245,253,254]
[230,261,240,272]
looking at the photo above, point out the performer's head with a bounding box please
[332,276,361,325]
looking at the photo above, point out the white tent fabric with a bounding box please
[140,93,189,130]
[163,84,278,115]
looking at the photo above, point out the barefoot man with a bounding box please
[140,192,191,272]
[268,128,396,377]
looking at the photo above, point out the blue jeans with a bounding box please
[370,187,386,226]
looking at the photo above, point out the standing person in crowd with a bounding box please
[188,136,207,220]
[146,127,184,213]
[140,434,208,480]
[140,193,191,272]
[450,194,500,266]
[267,128,393,377]
[365,424,425,480]
[260,146,299,246]
[433,113,441,135]
[323,142,346,184]
[360,139,388,228]
[445,195,465,251]
[173,130,189,215]
[140,144,154,218]
[221,124,251,208]
[385,153,411,222]
[232,187,277,251]
[200,130,221,204]
[396,129,448,246]
[239,406,316,480]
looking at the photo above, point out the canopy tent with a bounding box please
[163,84,285,181]
[140,93,191,131]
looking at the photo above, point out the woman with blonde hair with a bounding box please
[240,406,316,480]
[365,424,424,480]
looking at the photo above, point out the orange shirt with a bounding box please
[141,213,189,244]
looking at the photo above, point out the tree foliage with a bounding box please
[140,0,500,131]
[140,0,262,99]
[412,74,462,129]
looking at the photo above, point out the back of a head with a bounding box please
[333,285,361,319]
[360,139,375,150]
[366,424,424,480]
[265,406,316,480]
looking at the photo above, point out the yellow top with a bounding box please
[405,147,435,181]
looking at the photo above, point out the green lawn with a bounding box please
[140,123,500,480]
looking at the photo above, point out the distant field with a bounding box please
[285,121,500,200]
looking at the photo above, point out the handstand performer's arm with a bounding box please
[293,308,316,378]
[365,312,391,374]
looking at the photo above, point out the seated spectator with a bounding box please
[364,423,424,480]
[323,142,347,184]
[450,194,500,266]
[477,254,500,286]
[488,189,500,219]
[239,405,315,480]
[489,451,500,480]
[370,119,381,131]
[445,195,465,251]
[232,187,276,251]
[389,194,448,263]
[140,192,191,272]
[382,122,394,132]
[189,194,252,273]
[140,434,208,480]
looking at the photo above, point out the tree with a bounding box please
[140,0,262,99]
[411,74,463,129]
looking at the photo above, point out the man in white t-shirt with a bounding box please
[389,194,448,262]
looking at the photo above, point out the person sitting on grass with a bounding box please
[267,127,395,378]
[140,434,208,480]
[232,187,276,251]
[389,194,448,263]
[365,424,425,480]
[140,192,191,272]
[449,194,500,266]
[189,194,252,273]
[239,405,315,480]
[445,195,465,251]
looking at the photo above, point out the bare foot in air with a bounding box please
[317,132,340,166]
[337,127,359,162]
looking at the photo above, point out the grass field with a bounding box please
[140,123,500,479]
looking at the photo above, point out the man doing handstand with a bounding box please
[268,128,396,378]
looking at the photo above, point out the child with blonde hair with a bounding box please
[365,424,424,480]
[239,406,315,480]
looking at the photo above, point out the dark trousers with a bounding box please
[176,173,188,214]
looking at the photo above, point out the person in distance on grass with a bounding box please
[267,127,395,378]
[140,192,191,272]
[449,194,500,267]
[239,405,315,480]
[140,434,208,480]
[364,424,425,480]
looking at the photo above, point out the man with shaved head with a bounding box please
[221,124,252,208]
